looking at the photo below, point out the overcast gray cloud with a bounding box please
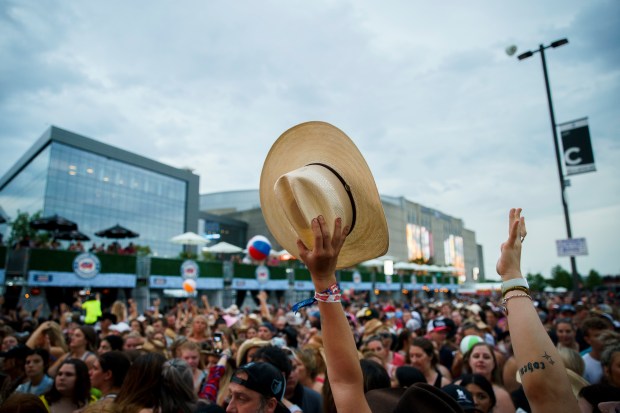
[1,0,618,279]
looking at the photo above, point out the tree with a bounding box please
[550,265,573,290]
[584,270,603,290]
[526,272,547,292]
[7,210,41,247]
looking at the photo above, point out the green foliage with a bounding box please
[526,272,547,291]
[201,250,215,261]
[584,269,603,290]
[8,210,41,246]
[135,245,151,256]
[179,250,197,260]
[550,265,574,290]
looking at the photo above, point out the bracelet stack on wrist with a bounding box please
[292,282,342,313]
[501,277,530,297]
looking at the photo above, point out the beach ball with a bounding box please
[183,279,197,293]
[247,235,271,261]
[460,335,484,354]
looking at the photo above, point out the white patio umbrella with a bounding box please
[204,241,244,254]
[170,232,208,246]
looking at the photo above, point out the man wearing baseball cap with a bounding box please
[227,362,289,413]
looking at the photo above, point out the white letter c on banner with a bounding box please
[565,147,582,165]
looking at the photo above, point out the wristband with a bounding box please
[501,278,529,296]
[292,283,341,313]
[502,285,530,297]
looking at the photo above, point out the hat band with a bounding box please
[307,162,357,234]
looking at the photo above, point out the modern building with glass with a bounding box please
[0,126,199,257]
[200,190,486,283]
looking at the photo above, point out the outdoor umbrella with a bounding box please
[95,224,139,239]
[30,214,78,232]
[204,241,243,254]
[53,230,91,241]
[170,232,208,246]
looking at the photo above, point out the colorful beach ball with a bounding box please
[247,235,271,261]
[183,279,197,293]
[460,335,484,354]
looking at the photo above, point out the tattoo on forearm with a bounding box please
[541,352,555,365]
[519,352,555,377]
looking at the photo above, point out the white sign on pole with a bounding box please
[556,238,588,257]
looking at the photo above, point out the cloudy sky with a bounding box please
[1,1,619,280]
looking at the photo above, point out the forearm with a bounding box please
[505,290,578,412]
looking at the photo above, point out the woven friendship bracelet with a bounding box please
[292,283,341,313]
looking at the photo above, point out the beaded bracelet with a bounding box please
[502,285,530,298]
[501,293,532,316]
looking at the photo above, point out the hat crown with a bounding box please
[274,164,354,252]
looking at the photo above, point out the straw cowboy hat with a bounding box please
[365,382,464,413]
[260,121,388,269]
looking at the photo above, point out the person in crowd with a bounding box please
[1,334,19,352]
[391,365,425,388]
[406,337,450,387]
[49,325,98,377]
[15,348,53,396]
[558,347,586,377]
[293,348,320,392]
[122,332,144,352]
[363,336,395,377]
[113,352,166,413]
[0,344,30,398]
[98,313,117,340]
[461,342,515,413]
[458,374,497,413]
[235,338,270,367]
[600,343,620,388]
[159,358,201,413]
[98,335,123,354]
[555,318,580,351]
[0,392,48,413]
[89,351,130,402]
[187,315,211,344]
[26,321,68,360]
[257,322,277,341]
[40,358,93,413]
[226,362,289,413]
[581,317,614,385]
[359,359,390,393]
[178,340,208,394]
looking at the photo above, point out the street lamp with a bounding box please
[516,38,581,297]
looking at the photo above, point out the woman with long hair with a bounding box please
[177,340,208,394]
[48,325,98,377]
[26,321,68,361]
[40,358,93,413]
[159,359,199,413]
[459,373,497,413]
[461,342,514,413]
[113,352,166,413]
[405,337,450,387]
[187,315,210,344]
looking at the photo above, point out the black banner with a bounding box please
[559,118,596,176]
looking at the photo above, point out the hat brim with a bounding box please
[260,121,388,269]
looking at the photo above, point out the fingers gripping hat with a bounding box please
[260,121,389,269]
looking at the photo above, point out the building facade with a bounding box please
[0,126,200,257]
[200,191,485,282]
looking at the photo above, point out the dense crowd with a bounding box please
[0,274,618,412]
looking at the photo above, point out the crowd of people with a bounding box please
[0,215,618,412]
[1,120,619,413]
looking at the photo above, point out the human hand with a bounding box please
[153,298,161,307]
[297,215,348,289]
[496,208,527,280]
[256,290,268,302]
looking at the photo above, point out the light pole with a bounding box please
[517,38,581,297]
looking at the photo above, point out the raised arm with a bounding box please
[496,208,579,413]
[297,215,371,413]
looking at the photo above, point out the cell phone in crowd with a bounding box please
[213,332,223,350]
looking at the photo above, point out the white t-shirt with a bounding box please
[582,353,603,384]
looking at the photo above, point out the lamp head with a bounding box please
[551,38,569,48]
[517,51,534,61]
